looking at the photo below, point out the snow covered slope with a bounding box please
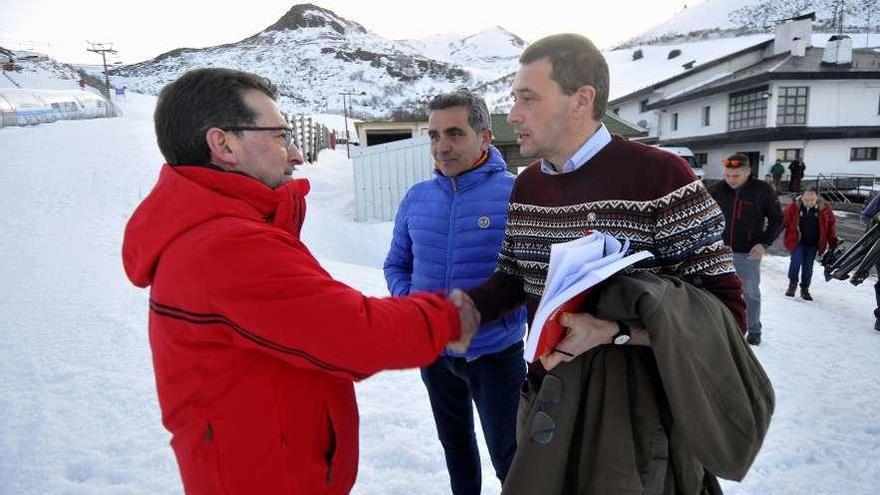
[624,0,880,47]
[2,87,880,495]
[0,50,85,91]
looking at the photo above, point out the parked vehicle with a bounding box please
[655,145,704,179]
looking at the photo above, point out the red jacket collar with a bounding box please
[122,164,310,288]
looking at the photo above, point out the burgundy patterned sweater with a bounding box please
[468,136,747,341]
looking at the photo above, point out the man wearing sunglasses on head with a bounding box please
[122,68,480,494]
[708,153,783,346]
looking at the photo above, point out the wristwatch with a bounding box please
[612,321,631,345]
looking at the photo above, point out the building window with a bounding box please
[728,86,768,130]
[694,152,708,165]
[776,148,803,162]
[851,147,879,161]
[777,86,808,126]
[701,106,711,126]
[640,99,649,113]
[672,112,678,131]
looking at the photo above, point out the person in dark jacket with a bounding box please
[121,68,481,495]
[860,193,880,331]
[384,89,526,495]
[788,159,806,193]
[770,159,785,191]
[708,153,783,345]
[782,186,838,300]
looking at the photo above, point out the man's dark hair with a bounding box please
[428,89,491,133]
[519,33,609,120]
[154,68,278,165]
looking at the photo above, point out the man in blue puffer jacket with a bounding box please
[384,89,527,495]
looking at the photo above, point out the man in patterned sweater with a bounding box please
[468,34,746,377]
[464,32,750,492]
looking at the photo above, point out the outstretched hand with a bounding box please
[446,289,480,353]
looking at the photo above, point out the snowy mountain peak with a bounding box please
[399,26,527,80]
[460,26,527,50]
[263,3,367,36]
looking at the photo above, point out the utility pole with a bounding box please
[86,42,117,98]
[339,91,365,158]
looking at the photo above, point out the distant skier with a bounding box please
[78,79,86,90]
[860,193,880,331]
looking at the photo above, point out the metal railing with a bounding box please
[808,173,877,204]
[2,69,20,88]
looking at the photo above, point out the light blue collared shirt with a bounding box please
[540,123,612,175]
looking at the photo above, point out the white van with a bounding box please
[655,146,704,179]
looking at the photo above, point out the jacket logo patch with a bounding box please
[478,216,491,229]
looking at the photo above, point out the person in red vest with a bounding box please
[121,67,479,494]
[782,185,839,300]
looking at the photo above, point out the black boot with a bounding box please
[801,286,813,301]
[875,318,880,332]
[785,282,796,297]
[746,332,761,345]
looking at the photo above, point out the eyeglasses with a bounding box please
[722,159,747,169]
[222,126,294,149]
[530,374,562,445]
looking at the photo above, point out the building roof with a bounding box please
[658,125,880,148]
[647,46,880,109]
[607,39,773,106]
[354,119,426,131]
[490,112,647,144]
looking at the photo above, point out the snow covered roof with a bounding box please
[648,47,880,109]
[608,37,773,105]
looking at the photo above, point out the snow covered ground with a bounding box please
[1,92,879,495]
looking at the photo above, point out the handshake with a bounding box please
[446,289,481,353]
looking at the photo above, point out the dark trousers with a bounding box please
[421,341,526,495]
[788,244,818,287]
[874,259,880,318]
[772,175,783,191]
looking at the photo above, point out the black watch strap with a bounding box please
[613,321,631,345]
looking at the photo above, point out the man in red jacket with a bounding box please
[121,68,479,495]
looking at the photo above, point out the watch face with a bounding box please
[613,334,631,345]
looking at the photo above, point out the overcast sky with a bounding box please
[0,0,692,64]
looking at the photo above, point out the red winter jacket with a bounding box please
[783,197,838,255]
[122,165,461,495]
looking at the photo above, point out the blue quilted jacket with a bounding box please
[384,146,526,358]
